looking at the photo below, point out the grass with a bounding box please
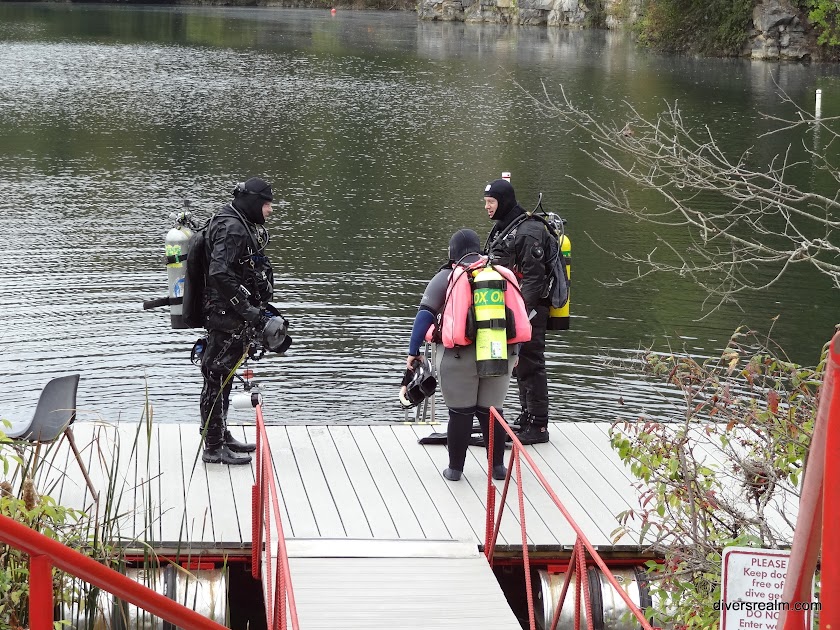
[0,384,234,630]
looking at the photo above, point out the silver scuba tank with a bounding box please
[165,206,194,329]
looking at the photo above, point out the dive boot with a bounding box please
[202,444,252,465]
[224,430,256,453]
[511,411,528,432]
[443,468,463,481]
[492,465,508,480]
[517,423,549,445]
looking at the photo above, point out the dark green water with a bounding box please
[1,3,838,424]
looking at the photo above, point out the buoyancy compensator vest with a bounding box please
[182,204,268,330]
[424,257,531,374]
[180,217,211,329]
[144,202,269,330]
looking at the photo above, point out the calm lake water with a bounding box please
[1,3,839,426]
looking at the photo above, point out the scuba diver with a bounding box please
[199,177,282,465]
[405,229,526,481]
[483,178,556,444]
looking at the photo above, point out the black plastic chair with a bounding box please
[5,374,98,502]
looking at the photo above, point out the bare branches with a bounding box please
[527,78,840,306]
[608,327,821,622]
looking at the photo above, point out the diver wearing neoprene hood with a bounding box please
[199,177,276,465]
[484,178,556,444]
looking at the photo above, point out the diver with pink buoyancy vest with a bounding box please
[404,229,531,482]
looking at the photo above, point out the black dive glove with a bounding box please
[229,285,262,325]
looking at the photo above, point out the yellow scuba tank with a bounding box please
[164,210,193,330]
[548,233,571,330]
[472,266,509,376]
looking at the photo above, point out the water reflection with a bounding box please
[1,4,838,427]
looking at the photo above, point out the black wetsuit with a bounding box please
[487,204,556,429]
[199,202,273,449]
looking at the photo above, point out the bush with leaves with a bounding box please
[0,426,122,630]
[609,328,822,627]
[636,0,754,56]
[805,0,840,47]
[0,487,83,629]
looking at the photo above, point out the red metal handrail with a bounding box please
[485,408,654,630]
[251,403,300,630]
[0,512,228,630]
[778,330,840,630]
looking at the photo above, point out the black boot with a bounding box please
[517,420,549,445]
[202,444,252,465]
[224,430,256,453]
[443,468,462,481]
[511,408,528,432]
[445,407,474,481]
[477,407,507,480]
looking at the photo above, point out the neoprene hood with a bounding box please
[483,179,517,223]
[232,177,273,224]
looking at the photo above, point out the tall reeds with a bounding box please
[0,381,230,630]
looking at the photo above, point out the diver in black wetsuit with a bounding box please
[199,178,276,465]
[484,179,555,444]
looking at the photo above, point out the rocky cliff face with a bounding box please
[746,0,816,60]
[416,0,603,27]
[416,0,641,27]
[417,0,825,60]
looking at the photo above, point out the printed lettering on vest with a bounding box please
[425,257,532,348]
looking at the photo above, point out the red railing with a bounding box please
[251,403,300,630]
[484,408,654,630]
[0,513,228,630]
[779,330,840,630]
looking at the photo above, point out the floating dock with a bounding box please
[23,420,647,628]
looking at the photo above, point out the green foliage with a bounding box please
[609,327,824,627]
[0,431,122,630]
[807,0,840,47]
[637,0,754,55]
[607,0,634,21]
[0,479,83,627]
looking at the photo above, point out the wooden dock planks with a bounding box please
[8,421,645,553]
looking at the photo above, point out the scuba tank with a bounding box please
[547,214,571,331]
[471,266,509,377]
[164,203,195,330]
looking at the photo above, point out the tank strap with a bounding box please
[475,279,507,290]
[475,318,506,329]
[166,253,188,265]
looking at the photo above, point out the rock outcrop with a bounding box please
[416,0,644,26]
[417,0,826,61]
[416,0,598,26]
[745,0,816,60]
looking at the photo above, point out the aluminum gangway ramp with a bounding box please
[274,539,521,629]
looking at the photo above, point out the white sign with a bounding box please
[720,547,812,630]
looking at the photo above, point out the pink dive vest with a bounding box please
[425,258,531,348]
